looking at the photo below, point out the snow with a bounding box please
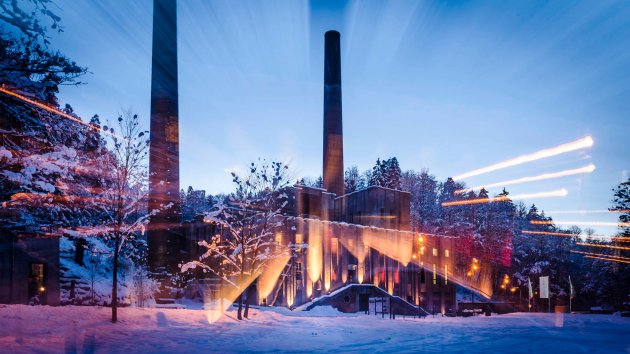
[0,305,628,353]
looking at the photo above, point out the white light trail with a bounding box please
[542,209,629,214]
[531,220,630,227]
[456,164,595,194]
[452,136,594,181]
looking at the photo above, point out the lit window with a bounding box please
[275,232,282,244]
[445,249,450,258]
[432,248,438,257]
[433,264,437,284]
[420,246,425,255]
[295,233,303,244]
[445,264,448,284]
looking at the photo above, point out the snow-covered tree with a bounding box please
[344,165,365,193]
[181,160,294,320]
[368,157,402,190]
[182,186,210,221]
[1,0,86,103]
[401,169,439,232]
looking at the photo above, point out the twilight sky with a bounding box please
[51,0,629,236]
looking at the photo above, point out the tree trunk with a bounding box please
[237,292,243,320]
[112,234,120,323]
[244,284,255,318]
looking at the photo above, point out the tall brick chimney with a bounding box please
[322,30,344,197]
[148,0,181,274]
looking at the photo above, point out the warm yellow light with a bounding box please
[39,286,45,292]
[257,252,291,301]
[307,222,323,283]
[442,188,568,207]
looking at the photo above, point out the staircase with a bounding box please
[295,283,430,317]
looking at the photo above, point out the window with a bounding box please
[433,264,437,285]
[432,248,438,257]
[420,246,425,255]
[275,232,282,244]
[28,263,45,299]
[296,262,302,281]
[445,249,450,258]
[444,264,448,285]
[331,237,339,264]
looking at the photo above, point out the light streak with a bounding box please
[442,188,568,207]
[571,250,630,261]
[522,230,578,237]
[576,242,630,251]
[584,255,630,265]
[530,220,630,227]
[543,209,630,214]
[452,136,593,181]
[456,164,595,194]
[0,86,117,138]
[522,230,627,241]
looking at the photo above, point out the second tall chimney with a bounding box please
[322,30,344,196]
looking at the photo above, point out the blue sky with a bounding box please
[51,0,629,235]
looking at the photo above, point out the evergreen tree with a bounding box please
[384,157,402,190]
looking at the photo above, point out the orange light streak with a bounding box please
[456,164,595,194]
[442,188,568,207]
[576,242,630,251]
[522,230,578,237]
[522,230,628,241]
[0,86,118,138]
[584,255,630,265]
[452,136,593,181]
[530,220,630,227]
[571,250,630,261]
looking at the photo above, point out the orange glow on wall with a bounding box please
[362,228,413,265]
[357,260,364,284]
[307,221,322,283]
[257,252,291,302]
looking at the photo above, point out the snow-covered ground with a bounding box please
[1,304,628,353]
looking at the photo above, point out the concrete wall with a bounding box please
[335,186,411,231]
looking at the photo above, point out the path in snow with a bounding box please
[0,304,628,353]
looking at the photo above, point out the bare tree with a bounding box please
[182,160,293,320]
[100,111,150,322]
